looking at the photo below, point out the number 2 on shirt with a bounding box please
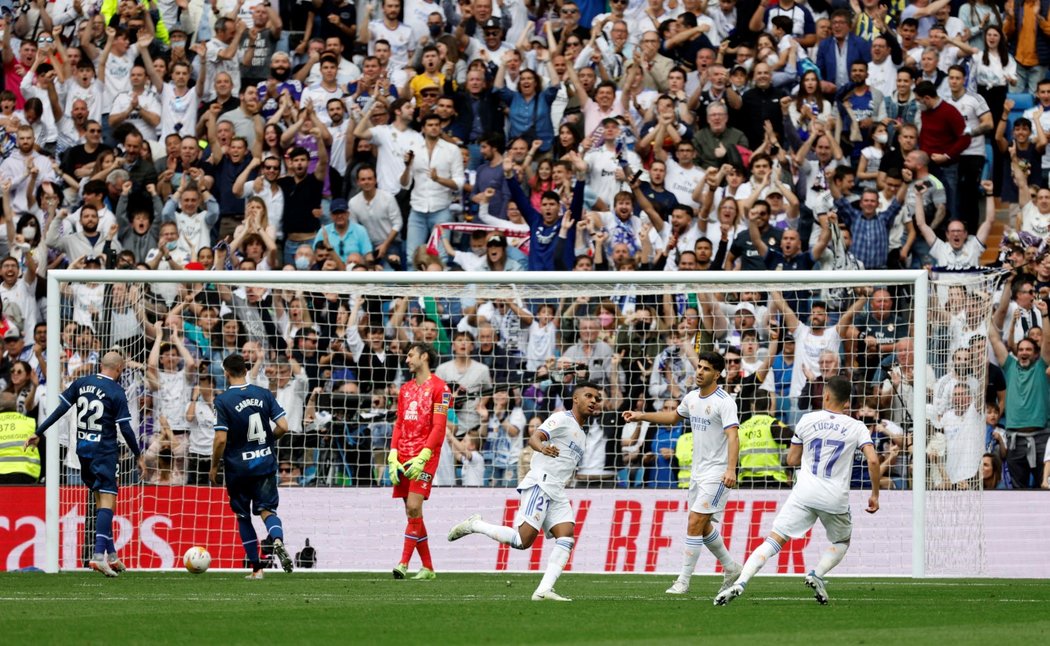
[809,438,846,478]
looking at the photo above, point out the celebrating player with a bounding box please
[388,341,452,580]
[447,381,605,602]
[209,354,294,580]
[27,351,144,577]
[715,376,880,606]
[623,351,743,596]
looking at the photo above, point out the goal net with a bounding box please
[40,269,997,576]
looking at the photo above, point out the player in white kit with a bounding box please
[715,376,880,606]
[447,382,604,601]
[623,351,743,596]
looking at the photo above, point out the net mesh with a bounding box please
[45,271,998,572]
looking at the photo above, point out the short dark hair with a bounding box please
[406,341,437,370]
[288,146,310,161]
[698,351,725,374]
[914,80,938,98]
[223,353,248,377]
[572,380,601,396]
[771,15,793,33]
[825,375,852,406]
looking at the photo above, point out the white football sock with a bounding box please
[813,542,849,578]
[738,537,781,585]
[702,529,736,568]
[678,535,705,583]
[473,519,523,549]
[536,537,574,592]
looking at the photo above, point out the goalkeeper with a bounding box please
[387,342,452,581]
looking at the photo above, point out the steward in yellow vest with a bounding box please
[674,432,692,489]
[0,393,39,484]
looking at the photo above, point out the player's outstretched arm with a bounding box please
[25,390,75,448]
[863,443,881,513]
[622,409,683,426]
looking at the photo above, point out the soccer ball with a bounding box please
[184,546,212,574]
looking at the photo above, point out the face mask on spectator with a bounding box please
[171,38,185,49]
[429,24,441,37]
[295,256,311,270]
[21,226,35,239]
[874,133,888,144]
[166,241,178,251]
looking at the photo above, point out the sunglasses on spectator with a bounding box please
[37,36,54,44]
[264,164,280,170]
[611,0,627,4]
[561,8,578,14]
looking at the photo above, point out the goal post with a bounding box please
[43,268,981,576]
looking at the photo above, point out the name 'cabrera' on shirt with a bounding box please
[676,386,740,483]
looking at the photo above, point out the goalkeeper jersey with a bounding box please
[393,374,451,459]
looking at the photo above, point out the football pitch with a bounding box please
[2,572,1047,644]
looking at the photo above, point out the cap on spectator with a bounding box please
[782,333,794,343]
[767,190,784,198]
[482,18,502,31]
[185,261,206,270]
[84,256,102,266]
[169,22,188,36]
[487,234,507,248]
[530,35,546,45]
[330,198,350,213]
[3,326,20,340]
[734,303,756,317]
[417,79,440,95]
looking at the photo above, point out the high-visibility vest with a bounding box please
[737,415,788,483]
[0,411,39,480]
[675,432,692,489]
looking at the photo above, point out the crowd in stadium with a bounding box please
[2,0,1050,493]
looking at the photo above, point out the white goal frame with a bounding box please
[44,269,930,576]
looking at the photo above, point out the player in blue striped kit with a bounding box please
[209,354,294,579]
[27,351,145,577]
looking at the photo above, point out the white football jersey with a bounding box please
[791,410,873,513]
[518,410,586,502]
[677,387,740,483]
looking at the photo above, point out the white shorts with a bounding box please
[515,485,573,538]
[687,479,731,516]
[771,495,852,544]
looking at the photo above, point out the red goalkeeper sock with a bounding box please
[415,518,433,570]
[401,518,423,566]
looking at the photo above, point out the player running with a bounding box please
[447,381,604,602]
[388,342,452,581]
[622,351,743,597]
[715,375,880,606]
[27,351,144,577]
[209,354,294,580]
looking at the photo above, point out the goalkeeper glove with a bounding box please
[403,448,433,480]
[387,450,402,486]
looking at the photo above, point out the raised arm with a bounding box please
[913,184,938,246]
[976,180,995,245]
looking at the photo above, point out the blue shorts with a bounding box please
[226,473,280,519]
[79,455,118,495]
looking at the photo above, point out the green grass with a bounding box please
[2,572,1048,645]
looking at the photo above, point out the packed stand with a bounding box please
[2,0,1050,492]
